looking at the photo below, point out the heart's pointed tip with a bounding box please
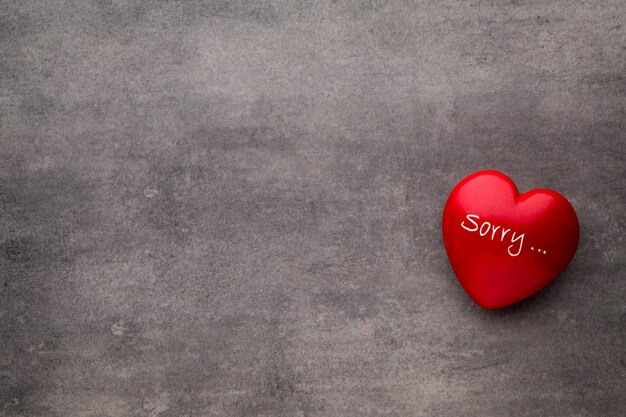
[473,298,515,310]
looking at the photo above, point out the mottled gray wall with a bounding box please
[1,1,625,416]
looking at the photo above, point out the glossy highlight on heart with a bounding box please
[442,170,579,309]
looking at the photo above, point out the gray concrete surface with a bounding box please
[1,1,625,416]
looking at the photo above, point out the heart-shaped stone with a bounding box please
[442,170,579,309]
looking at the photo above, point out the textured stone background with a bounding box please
[1,1,625,416]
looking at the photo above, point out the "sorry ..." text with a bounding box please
[460,214,525,257]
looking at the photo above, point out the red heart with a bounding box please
[442,170,579,309]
